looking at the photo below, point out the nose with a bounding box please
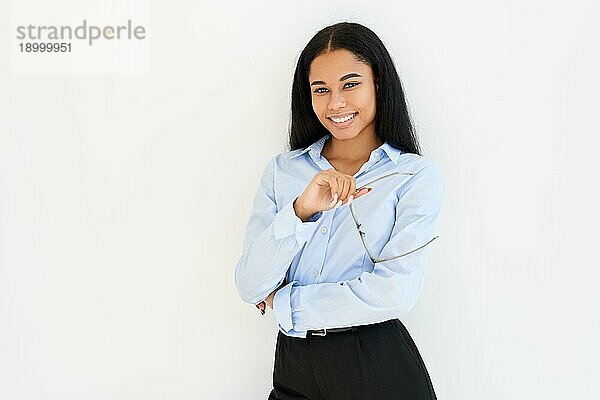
[328,90,347,110]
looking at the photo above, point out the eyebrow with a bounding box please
[310,73,363,86]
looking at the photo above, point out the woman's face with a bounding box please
[309,49,378,141]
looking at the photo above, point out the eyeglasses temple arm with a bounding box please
[373,235,440,263]
[349,202,378,262]
[355,171,415,192]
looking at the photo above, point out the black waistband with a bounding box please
[306,326,358,337]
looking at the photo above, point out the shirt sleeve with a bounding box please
[234,157,324,305]
[273,163,443,333]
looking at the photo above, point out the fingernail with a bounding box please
[334,199,342,208]
[347,194,353,205]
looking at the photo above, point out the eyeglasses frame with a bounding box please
[347,171,439,264]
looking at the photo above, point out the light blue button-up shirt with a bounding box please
[234,133,442,338]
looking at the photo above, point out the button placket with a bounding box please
[314,214,333,283]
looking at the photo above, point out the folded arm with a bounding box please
[273,163,443,333]
[234,157,323,305]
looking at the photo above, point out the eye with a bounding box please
[312,82,361,94]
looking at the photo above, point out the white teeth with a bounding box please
[330,113,355,123]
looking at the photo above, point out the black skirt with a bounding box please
[268,318,437,400]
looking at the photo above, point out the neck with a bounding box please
[323,132,384,162]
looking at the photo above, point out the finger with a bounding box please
[329,184,338,207]
[347,178,357,204]
[317,169,336,188]
[335,176,343,199]
[329,193,338,208]
[332,176,344,208]
[340,178,350,203]
[354,187,373,199]
[328,175,340,204]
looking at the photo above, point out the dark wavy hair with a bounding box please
[288,22,421,155]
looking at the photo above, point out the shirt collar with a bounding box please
[379,141,402,165]
[290,134,330,162]
[290,133,402,165]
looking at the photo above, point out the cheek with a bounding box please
[311,97,327,117]
[354,92,376,115]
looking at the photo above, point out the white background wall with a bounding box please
[1,1,599,399]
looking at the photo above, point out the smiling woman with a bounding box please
[310,54,378,140]
[234,21,441,400]
[308,49,382,174]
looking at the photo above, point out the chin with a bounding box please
[331,128,362,140]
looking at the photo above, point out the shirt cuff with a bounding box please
[273,280,299,332]
[307,211,322,222]
[272,198,322,243]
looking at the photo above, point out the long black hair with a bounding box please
[288,22,421,155]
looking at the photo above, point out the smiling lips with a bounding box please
[328,112,357,127]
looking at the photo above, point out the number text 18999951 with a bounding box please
[19,42,72,52]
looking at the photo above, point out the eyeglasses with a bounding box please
[348,171,439,264]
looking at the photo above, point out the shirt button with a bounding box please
[313,269,319,277]
[321,226,328,234]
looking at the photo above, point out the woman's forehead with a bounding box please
[309,50,373,80]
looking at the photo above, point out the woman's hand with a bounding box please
[294,168,372,220]
[255,280,288,315]
[255,301,266,315]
